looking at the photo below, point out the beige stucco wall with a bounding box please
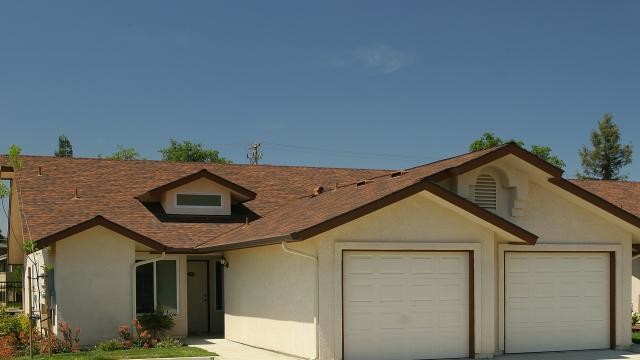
[161,178,231,215]
[53,226,136,345]
[224,159,635,359]
[36,226,188,345]
[224,244,316,358]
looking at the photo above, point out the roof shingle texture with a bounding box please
[1,145,530,250]
[3,156,388,249]
[571,179,640,218]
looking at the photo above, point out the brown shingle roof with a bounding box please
[9,144,634,252]
[3,156,388,249]
[196,144,541,250]
[570,179,640,218]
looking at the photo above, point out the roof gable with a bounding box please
[143,169,257,202]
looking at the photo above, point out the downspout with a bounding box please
[281,240,319,360]
[131,252,166,321]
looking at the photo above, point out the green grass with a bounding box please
[633,331,640,344]
[15,346,216,359]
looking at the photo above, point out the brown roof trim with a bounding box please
[145,169,257,201]
[192,235,294,253]
[421,182,538,244]
[549,177,640,228]
[37,215,167,251]
[291,180,538,244]
[429,143,564,182]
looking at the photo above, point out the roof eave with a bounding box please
[36,215,167,251]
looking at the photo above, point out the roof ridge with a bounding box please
[0,154,393,172]
[570,178,640,184]
[401,143,509,172]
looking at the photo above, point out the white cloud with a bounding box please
[329,45,415,74]
[353,45,415,73]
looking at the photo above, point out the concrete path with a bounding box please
[186,337,640,360]
[491,349,640,360]
[186,337,300,360]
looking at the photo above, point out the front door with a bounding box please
[187,261,209,334]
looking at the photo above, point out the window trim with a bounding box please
[134,257,180,315]
[174,192,223,209]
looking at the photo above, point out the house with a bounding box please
[2,143,640,360]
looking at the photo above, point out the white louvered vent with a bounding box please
[470,174,497,211]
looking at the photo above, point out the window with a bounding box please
[471,174,497,211]
[136,259,178,313]
[176,193,222,207]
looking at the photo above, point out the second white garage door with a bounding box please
[505,252,610,353]
[343,251,470,360]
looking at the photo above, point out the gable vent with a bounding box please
[470,174,497,211]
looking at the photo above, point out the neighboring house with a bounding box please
[567,179,640,314]
[1,143,640,360]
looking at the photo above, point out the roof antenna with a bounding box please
[247,143,263,165]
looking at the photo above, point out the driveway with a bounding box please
[186,338,640,360]
[186,337,300,360]
[492,349,640,360]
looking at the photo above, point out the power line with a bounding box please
[262,142,437,162]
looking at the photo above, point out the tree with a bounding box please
[468,132,566,168]
[159,139,231,164]
[104,145,143,161]
[0,228,4,240]
[578,114,633,180]
[54,134,73,157]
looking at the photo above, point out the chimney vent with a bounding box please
[313,186,324,196]
[38,166,42,176]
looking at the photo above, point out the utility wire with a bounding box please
[261,142,438,162]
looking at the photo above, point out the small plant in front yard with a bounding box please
[135,309,175,340]
[95,338,125,352]
[154,337,183,348]
[633,311,640,327]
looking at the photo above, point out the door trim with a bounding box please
[187,260,210,333]
[498,245,621,353]
[339,248,476,359]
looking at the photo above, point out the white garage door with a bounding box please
[343,251,470,360]
[505,252,610,353]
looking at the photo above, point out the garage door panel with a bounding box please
[505,252,610,353]
[344,251,469,360]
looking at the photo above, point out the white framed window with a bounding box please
[135,259,178,314]
[175,192,222,208]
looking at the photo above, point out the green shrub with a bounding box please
[136,309,175,339]
[96,338,124,351]
[0,307,28,338]
[633,312,640,326]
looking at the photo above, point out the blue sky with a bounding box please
[0,0,638,179]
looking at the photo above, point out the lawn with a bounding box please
[633,332,640,344]
[16,346,215,359]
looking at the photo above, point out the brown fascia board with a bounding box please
[429,143,564,182]
[146,169,257,201]
[0,165,14,173]
[290,179,538,245]
[549,177,640,229]
[37,215,167,251]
